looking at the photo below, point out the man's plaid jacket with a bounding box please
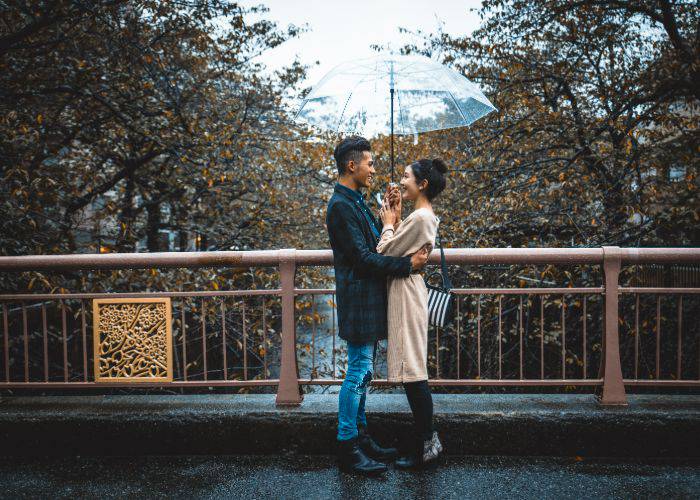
[325,183,412,344]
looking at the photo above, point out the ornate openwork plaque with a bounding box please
[93,298,173,383]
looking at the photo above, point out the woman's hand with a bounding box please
[382,185,394,207]
[388,185,402,224]
[379,200,396,227]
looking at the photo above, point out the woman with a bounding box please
[377,157,448,468]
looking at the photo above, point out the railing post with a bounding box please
[599,246,627,406]
[276,249,303,406]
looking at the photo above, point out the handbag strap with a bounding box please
[435,225,452,290]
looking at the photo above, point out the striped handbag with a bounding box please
[425,229,455,328]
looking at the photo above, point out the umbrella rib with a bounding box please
[395,89,415,136]
[334,73,376,134]
[335,92,354,134]
[448,90,469,124]
[392,59,422,75]
[395,87,405,135]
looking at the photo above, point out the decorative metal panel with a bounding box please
[93,298,173,383]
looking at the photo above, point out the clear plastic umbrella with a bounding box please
[294,53,497,181]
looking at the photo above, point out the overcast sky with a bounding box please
[238,0,483,87]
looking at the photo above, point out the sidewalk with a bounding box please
[1,394,699,457]
[2,455,699,499]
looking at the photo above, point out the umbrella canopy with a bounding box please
[294,53,497,180]
[295,53,498,136]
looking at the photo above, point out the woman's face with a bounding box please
[399,165,427,201]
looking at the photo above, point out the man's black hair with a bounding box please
[333,135,371,175]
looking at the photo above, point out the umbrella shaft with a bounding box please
[390,88,394,182]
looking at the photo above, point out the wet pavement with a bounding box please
[0,454,698,499]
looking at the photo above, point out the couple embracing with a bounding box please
[325,135,448,474]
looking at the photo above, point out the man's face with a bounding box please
[348,151,375,189]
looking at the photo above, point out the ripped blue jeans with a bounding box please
[337,340,377,441]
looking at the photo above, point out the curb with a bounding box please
[1,394,699,457]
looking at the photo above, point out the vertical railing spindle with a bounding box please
[477,295,481,379]
[61,299,68,382]
[561,295,566,380]
[677,295,682,380]
[540,296,544,380]
[311,295,316,379]
[656,295,661,379]
[242,300,247,380]
[583,296,587,379]
[221,300,227,381]
[181,302,187,381]
[81,300,87,381]
[201,298,207,381]
[498,295,502,380]
[634,294,639,380]
[42,303,48,381]
[519,295,523,380]
[3,303,8,382]
[456,296,461,379]
[22,301,28,382]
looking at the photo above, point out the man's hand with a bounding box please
[410,244,430,271]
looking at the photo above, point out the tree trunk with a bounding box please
[146,202,161,252]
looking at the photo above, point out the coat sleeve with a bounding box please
[328,202,412,277]
[377,211,434,257]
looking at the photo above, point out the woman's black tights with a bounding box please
[402,380,434,441]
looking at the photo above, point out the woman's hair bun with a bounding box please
[432,158,448,174]
[411,157,448,201]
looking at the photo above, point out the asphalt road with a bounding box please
[1,454,698,499]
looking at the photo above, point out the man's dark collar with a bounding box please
[334,182,363,202]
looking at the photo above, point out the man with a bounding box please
[325,135,429,474]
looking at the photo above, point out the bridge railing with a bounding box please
[0,247,698,406]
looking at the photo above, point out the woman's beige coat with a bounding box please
[376,207,439,382]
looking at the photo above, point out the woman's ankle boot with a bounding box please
[395,431,443,469]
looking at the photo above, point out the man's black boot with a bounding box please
[358,424,398,462]
[337,437,388,475]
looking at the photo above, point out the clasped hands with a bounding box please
[378,184,402,227]
[377,183,430,271]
